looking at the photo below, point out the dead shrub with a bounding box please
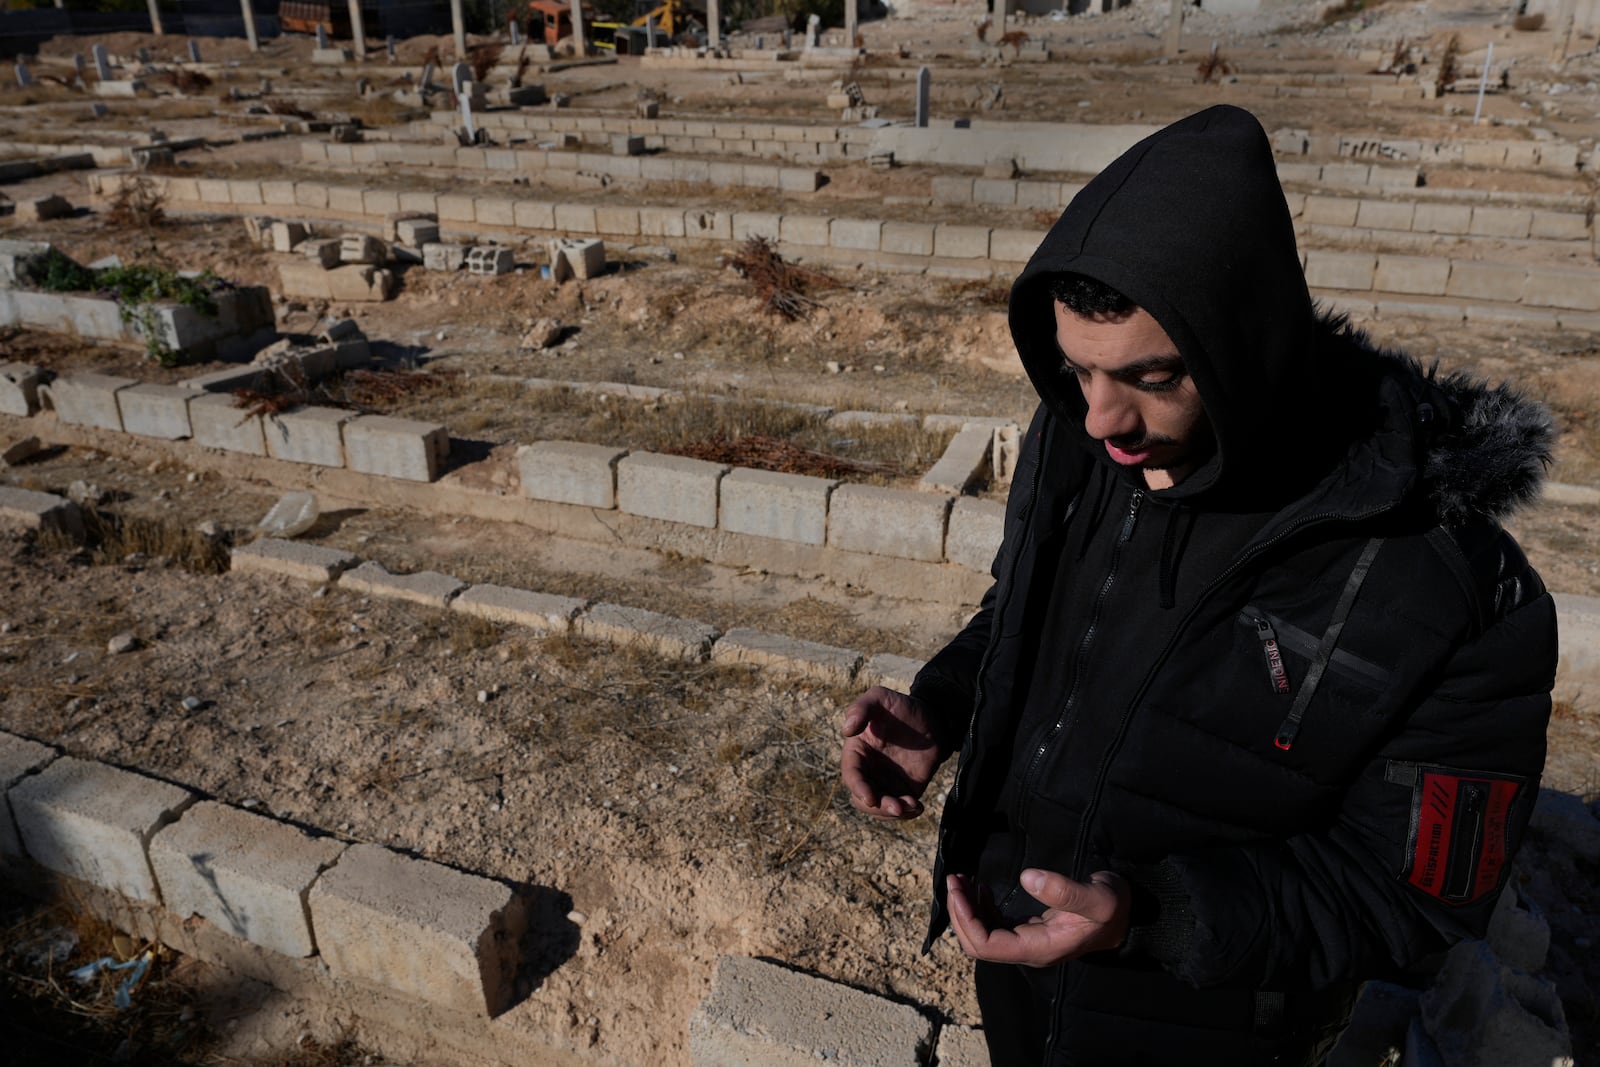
[159,67,211,93]
[998,30,1030,54]
[1437,33,1461,92]
[1197,44,1234,82]
[976,17,992,43]
[469,43,503,84]
[105,174,167,230]
[722,236,841,321]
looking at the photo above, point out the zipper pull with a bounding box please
[1118,489,1143,543]
[1255,617,1292,697]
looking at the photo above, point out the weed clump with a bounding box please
[722,236,840,321]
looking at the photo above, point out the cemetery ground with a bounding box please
[4,1,1600,1062]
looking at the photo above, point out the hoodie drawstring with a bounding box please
[1157,503,1197,610]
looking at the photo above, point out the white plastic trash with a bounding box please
[257,491,319,538]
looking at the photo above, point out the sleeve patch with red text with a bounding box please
[1403,769,1523,906]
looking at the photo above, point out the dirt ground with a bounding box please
[3,1,1600,1063]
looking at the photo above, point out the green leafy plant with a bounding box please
[97,264,227,367]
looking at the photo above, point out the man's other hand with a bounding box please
[947,869,1131,968]
[840,686,943,820]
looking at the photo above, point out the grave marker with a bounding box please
[356,76,370,96]
[145,0,165,35]
[91,102,109,118]
[1164,0,1184,56]
[316,24,329,50]
[784,28,792,49]
[15,60,32,89]
[845,0,857,50]
[509,21,520,46]
[646,15,657,48]
[387,35,397,61]
[74,53,86,80]
[241,0,260,52]
[347,0,367,61]
[707,0,720,49]
[419,62,436,91]
[188,39,202,63]
[136,46,151,64]
[915,65,930,127]
[450,0,467,60]
[459,92,476,142]
[92,44,112,81]
[451,61,470,94]
[569,0,588,57]
[806,14,820,49]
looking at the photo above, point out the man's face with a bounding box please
[1053,301,1213,490]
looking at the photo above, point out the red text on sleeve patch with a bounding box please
[1405,770,1522,906]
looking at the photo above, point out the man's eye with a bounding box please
[1137,374,1183,392]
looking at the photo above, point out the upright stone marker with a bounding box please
[784,28,792,49]
[92,44,112,81]
[387,35,397,61]
[73,53,86,79]
[569,0,588,56]
[450,0,467,60]
[347,0,367,60]
[915,65,930,127]
[451,60,470,94]
[14,60,32,89]
[459,92,476,142]
[806,13,820,49]
[187,39,202,63]
[509,21,521,46]
[646,15,657,48]
[240,0,260,52]
[145,0,165,35]
[707,0,720,49]
[316,24,329,49]
[1164,0,1185,57]
[845,0,857,49]
[419,61,436,91]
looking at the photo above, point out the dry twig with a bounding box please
[721,236,839,321]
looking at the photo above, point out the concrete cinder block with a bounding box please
[945,497,1004,572]
[828,484,952,562]
[920,426,993,494]
[830,218,882,252]
[0,487,84,541]
[779,214,832,247]
[990,228,1043,263]
[518,440,627,507]
[339,560,467,609]
[935,1023,992,1067]
[308,843,527,1016]
[512,199,556,230]
[732,212,783,242]
[1529,210,1590,242]
[230,538,359,584]
[1374,255,1451,297]
[1468,207,1533,239]
[342,414,449,482]
[779,168,822,193]
[1303,250,1377,291]
[554,202,598,233]
[264,406,351,467]
[881,221,935,257]
[39,373,136,431]
[972,178,1018,207]
[617,452,728,528]
[1445,261,1529,302]
[0,731,57,859]
[452,585,586,633]
[594,206,641,236]
[116,383,195,440]
[1355,199,1415,232]
[1302,195,1360,227]
[278,262,395,303]
[719,467,835,546]
[860,654,927,694]
[711,629,862,685]
[0,362,44,416]
[423,243,467,272]
[149,801,346,958]
[1522,267,1600,311]
[465,246,515,277]
[933,224,990,259]
[299,238,342,269]
[1411,202,1473,235]
[689,955,935,1067]
[684,210,732,240]
[395,217,441,246]
[437,194,477,223]
[574,602,718,661]
[930,176,974,204]
[475,198,517,228]
[10,757,195,904]
[192,395,270,457]
[548,237,606,282]
[639,206,688,239]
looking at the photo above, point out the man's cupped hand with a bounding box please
[947,869,1132,968]
[840,686,943,820]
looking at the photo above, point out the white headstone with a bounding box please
[707,0,720,50]
[92,43,112,80]
[845,0,857,49]
[915,65,930,127]
[187,39,202,63]
[568,0,587,57]
[459,92,476,142]
[15,60,32,88]
[806,14,820,49]
[316,24,329,49]
[509,21,520,46]
[451,61,470,94]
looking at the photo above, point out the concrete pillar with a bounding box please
[347,0,367,61]
[707,0,720,50]
[240,0,260,52]
[451,0,467,60]
[569,0,587,57]
[915,65,929,127]
[92,43,112,80]
[1164,0,1185,57]
[646,14,657,48]
[845,0,857,49]
[146,0,164,35]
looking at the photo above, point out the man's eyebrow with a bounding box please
[1060,353,1186,377]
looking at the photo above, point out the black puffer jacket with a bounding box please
[910,106,1557,1054]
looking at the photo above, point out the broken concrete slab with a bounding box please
[574,602,718,661]
[451,585,587,633]
[0,362,44,416]
[518,440,627,508]
[230,538,359,584]
[14,194,73,223]
[0,486,84,541]
[307,842,527,1016]
[1,435,43,467]
[10,756,196,904]
[617,452,728,528]
[711,628,862,685]
[689,955,934,1067]
[920,425,993,494]
[338,560,467,609]
[38,373,137,431]
[0,730,58,859]
[342,414,449,483]
[149,800,347,958]
[278,261,395,302]
[718,467,835,546]
[860,653,927,694]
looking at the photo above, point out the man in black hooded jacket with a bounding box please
[840,105,1557,1065]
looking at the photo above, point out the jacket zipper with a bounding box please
[1254,616,1293,697]
[1444,781,1487,901]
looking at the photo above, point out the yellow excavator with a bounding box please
[630,0,694,35]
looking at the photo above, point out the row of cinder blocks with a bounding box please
[0,734,526,1016]
[426,108,871,147]
[516,441,1005,570]
[24,369,449,482]
[1302,251,1600,312]
[230,537,930,688]
[1297,194,1590,242]
[0,280,275,359]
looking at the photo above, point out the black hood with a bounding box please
[1009,105,1320,504]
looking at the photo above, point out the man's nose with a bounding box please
[1082,381,1140,442]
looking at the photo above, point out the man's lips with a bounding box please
[1105,440,1154,465]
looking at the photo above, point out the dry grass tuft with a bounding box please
[105,174,168,230]
[41,508,230,575]
[1196,44,1234,82]
[675,434,893,479]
